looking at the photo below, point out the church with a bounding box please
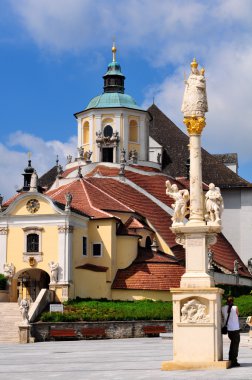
[0,44,251,303]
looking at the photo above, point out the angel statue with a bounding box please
[48,261,59,284]
[166,180,189,226]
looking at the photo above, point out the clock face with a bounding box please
[26,199,40,214]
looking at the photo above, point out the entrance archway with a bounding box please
[12,269,50,303]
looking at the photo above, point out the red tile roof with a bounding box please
[46,179,112,219]
[112,248,185,290]
[87,177,176,246]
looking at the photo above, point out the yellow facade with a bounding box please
[2,184,175,303]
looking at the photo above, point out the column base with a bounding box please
[162,360,231,371]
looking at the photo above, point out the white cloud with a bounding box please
[0,132,77,200]
[5,0,252,182]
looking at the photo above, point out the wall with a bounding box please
[221,188,252,266]
[31,320,172,342]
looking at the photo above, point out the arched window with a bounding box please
[83,121,90,144]
[104,125,113,137]
[27,233,39,252]
[129,120,138,142]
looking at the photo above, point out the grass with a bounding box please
[40,299,173,322]
[228,295,252,317]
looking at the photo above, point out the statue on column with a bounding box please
[181,58,208,118]
[205,183,224,225]
[19,299,29,325]
[64,192,73,211]
[48,261,59,284]
[166,180,189,226]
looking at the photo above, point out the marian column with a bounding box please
[162,59,229,370]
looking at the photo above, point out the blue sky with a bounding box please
[0,0,252,198]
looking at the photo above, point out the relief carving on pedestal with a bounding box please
[181,299,210,323]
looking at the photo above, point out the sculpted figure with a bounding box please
[3,263,15,279]
[205,183,224,225]
[19,299,29,325]
[78,146,84,159]
[166,180,189,226]
[64,192,73,211]
[234,259,239,275]
[48,261,59,283]
[29,170,38,192]
[181,59,208,117]
[181,299,210,323]
[66,155,72,164]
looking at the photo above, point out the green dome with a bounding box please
[104,61,124,76]
[85,92,144,111]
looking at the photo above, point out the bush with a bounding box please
[0,274,7,290]
[40,299,173,322]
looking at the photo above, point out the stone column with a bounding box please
[184,118,205,225]
[162,60,229,370]
[77,118,82,148]
[57,225,73,283]
[95,115,102,162]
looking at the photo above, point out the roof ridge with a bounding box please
[84,177,134,212]
[47,179,78,198]
[80,179,113,218]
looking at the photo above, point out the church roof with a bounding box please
[84,92,144,111]
[112,247,185,290]
[148,104,252,188]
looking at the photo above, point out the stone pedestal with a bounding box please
[19,324,31,344]
[162,227,230,370]
[173,225,220,288]
[162,287,231,370]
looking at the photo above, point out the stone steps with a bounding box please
[0,302,21,343]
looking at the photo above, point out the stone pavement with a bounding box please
[0,333,252,380]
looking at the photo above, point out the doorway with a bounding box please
[102,147,113,162]
[15,269,50,303]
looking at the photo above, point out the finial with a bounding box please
[112,40,117,62]
[28,152,31,160]
[190,58,198,68]
[56,155,59,166]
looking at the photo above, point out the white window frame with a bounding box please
[23,227,43,254]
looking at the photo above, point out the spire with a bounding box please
[20,154,35,192]
[112,40,116,62]
[103,43,125,94]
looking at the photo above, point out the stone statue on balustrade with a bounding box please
[3,263,15,279]
[64,192,73,212]
[205,183,224,225]
[166,180,189,226]
[19,299,30,325]
[181,58,208,118]
[48,261,59,284]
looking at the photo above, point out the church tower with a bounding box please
[74,43,150,164]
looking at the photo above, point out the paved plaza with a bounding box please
[0,334,252,380]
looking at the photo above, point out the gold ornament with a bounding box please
[190,58,198,68]
[183,117,206,135]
